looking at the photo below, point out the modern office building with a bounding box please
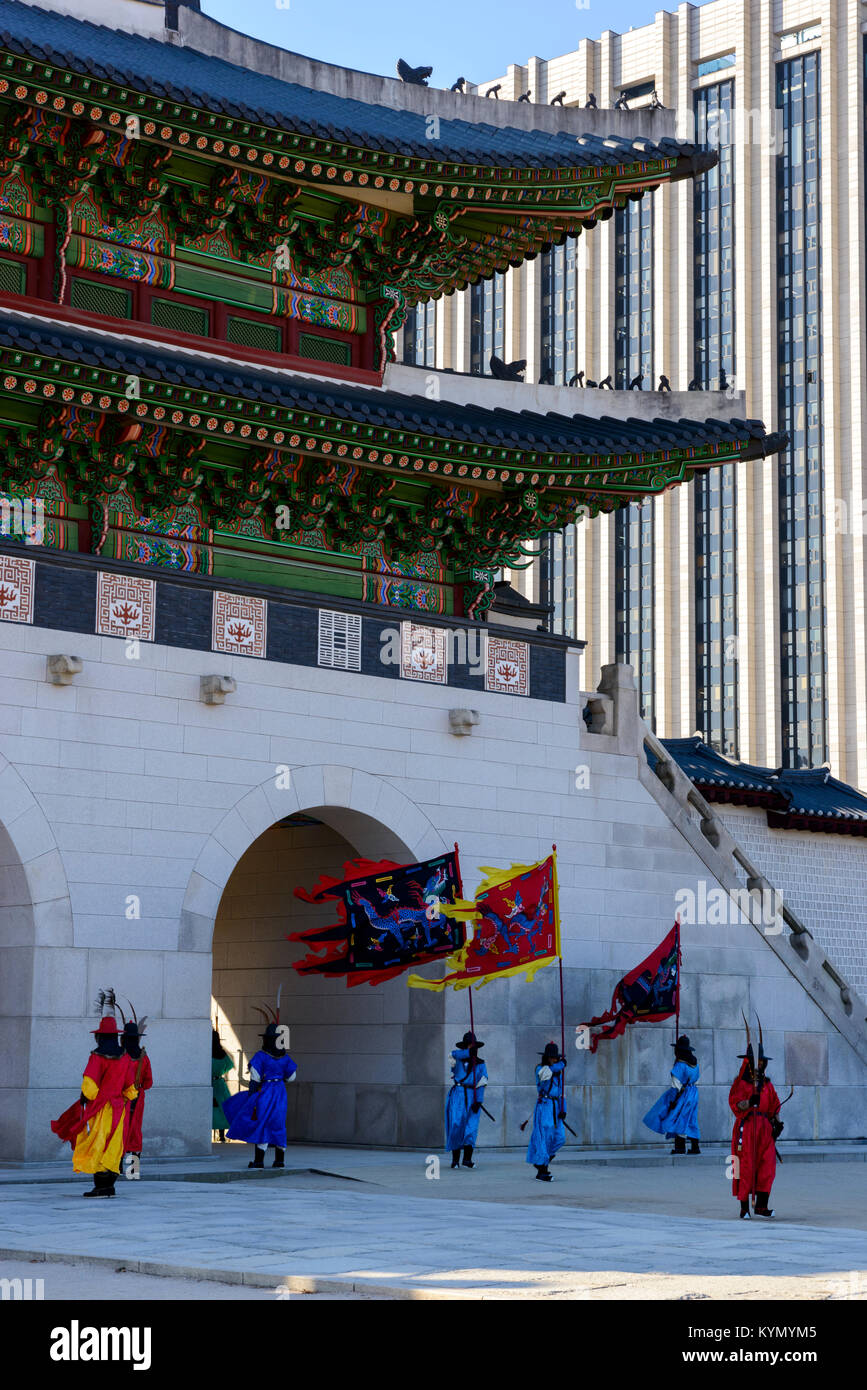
[407,0,867,786]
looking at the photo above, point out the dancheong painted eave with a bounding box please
[0,0,717,302]
[0,312,787,575]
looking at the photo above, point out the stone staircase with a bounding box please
[581,662,867,1067]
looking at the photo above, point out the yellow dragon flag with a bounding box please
[408,852,561,991]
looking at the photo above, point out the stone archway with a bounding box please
[0,751,73,1160]
[180,764,447,955]
[183,765,450,1151]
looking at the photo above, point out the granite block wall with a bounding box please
[0,616,864,1159]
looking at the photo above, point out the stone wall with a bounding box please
[0,614,865,1159]
[716,807,867,1002]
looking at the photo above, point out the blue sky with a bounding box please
[201,0,694,84]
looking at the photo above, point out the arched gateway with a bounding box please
[195,767,450,1150]
[0,751,73,1161]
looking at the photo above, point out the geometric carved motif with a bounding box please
[0,554,34,624]
[400,622,447,684]
[96,571,155,640]
[212,591,267,659]
[485,636,529,696]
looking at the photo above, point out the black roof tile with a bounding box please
[0,1,712,175]
[0,312,785,465]
[656,737,867,827]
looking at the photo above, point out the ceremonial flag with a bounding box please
[408,853,560,992]
[289,850,465,988]
[582,922,680,1051]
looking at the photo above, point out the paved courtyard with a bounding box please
[1,1146,865,1299]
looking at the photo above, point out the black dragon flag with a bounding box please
[289,850,465,988]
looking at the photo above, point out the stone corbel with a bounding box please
[200,675,236,705]
[449,708,480,736]
[46,655,83,685]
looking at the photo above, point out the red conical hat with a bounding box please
[92,1017,120,1036]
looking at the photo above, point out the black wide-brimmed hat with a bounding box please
[738,1011,772,1062]
[539,1041,560,1062]
[261,1021,285,1045]
[254,991,285,1044]
[117,998,147,1039]
[672,1033,697,1064]
[458,1030,484,1049]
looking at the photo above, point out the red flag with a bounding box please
[582,923,680,1052]
[408,854,560,992]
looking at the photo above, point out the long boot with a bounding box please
[451,1149,461,1169]
[670,1135,686,1155]
[754,1191,774,1218]
[462,1145,475,1169]
[248,1146,265,1169]
[219,1130,227,1144]
[535,1164,552,1182]
[84,1172,113,1198]
[272,1148,285,1169]
[689,1138,701,1155]
[739,1199,751,1219]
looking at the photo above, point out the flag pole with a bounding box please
[675,916,681,1043]
[558,957,566,1058]
[553,844,567,1139]
[468,984,478,1110]
[552,846,565,1058]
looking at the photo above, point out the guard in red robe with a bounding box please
[120,1005,152,1178]
[51,995,138,1197]
[729,1013,782,1219]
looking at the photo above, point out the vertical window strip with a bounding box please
[615,196,654,388]
[614,195,655,721]
[470,273,506,374]
[693,78,738,756]
[615,499,655,725]
[541,239,577,384]
[776,52,826,768]
[402,301,436,367]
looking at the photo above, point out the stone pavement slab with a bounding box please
[1,1168,866,1300]
[1,1140,862,1185]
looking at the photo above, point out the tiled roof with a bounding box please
[0,314,786,464]
[657,738,776,795]
[773,769,867,826]
[0,1,713,175]
[657,736,867,832]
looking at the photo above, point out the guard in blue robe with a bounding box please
[643,1034,701,1153]
[445,1031,487,1169]
[223,1022,297,1168]
[526,1041,566,1181]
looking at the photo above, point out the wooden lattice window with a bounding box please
[226,315,283,352]
[151,298,209,336]
[318,609,362,670]
[0,258,26,295]
[298,332,352,366]
[70,277,132,318]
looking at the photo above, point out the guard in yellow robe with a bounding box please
[52,1016,138,1198]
